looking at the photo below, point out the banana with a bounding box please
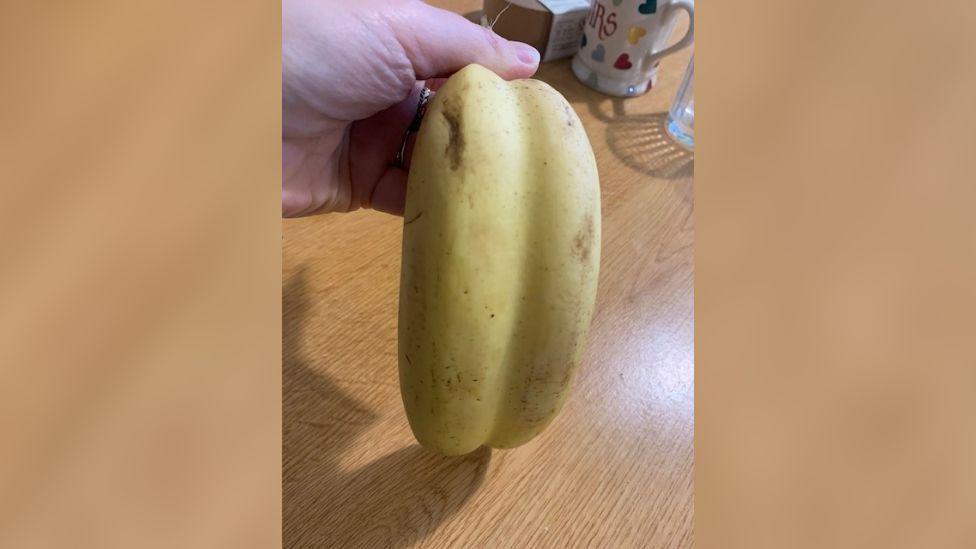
[398,64,601,455]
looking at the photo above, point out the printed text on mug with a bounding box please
[586,1,618,40]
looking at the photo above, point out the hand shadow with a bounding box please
[283,268,491,548]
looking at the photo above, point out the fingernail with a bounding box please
[513,43,540,65]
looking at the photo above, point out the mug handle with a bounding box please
[642,0,694,66]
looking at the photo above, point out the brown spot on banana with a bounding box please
[442,99,464,171]
[574,213,595,263]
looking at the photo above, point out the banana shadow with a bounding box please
[283,268,491,548]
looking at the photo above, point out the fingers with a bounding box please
[349,84,423,212]
[369,167,408,216]
[425,77,449,92]
[387,1,540,81]
[282,129,351,217]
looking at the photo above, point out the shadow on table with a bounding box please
[603,109,694,180]
[283,268,491,548]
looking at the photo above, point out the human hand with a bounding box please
[282,0,540,217]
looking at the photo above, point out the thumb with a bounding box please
[387,1,540,81]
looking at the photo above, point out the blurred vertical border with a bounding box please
[697,0,976,547]
[0,1,281,547]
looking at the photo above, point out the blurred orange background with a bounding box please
[0,1,280,546]
[698,1,976,547]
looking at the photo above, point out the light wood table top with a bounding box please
[284,3,693,546]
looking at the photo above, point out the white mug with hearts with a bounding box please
[572,0,694,97]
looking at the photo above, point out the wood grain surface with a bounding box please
[283,3,693,546]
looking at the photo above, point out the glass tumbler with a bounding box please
[667,55,694,150]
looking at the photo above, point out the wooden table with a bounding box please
[284,3,693,546]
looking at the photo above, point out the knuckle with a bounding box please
[480,26,508,56]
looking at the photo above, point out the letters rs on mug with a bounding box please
[586,0,618,40]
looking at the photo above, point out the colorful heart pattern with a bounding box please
[613,53,632,70]
[628,26,647,45]
[591,44,605,62]
[583,0,662,85]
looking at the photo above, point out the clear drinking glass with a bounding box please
[667,55,694,150]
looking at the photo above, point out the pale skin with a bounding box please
[283,0,540,217]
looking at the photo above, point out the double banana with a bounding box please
[398,64,601,455]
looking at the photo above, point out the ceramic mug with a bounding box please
[572,0,694,97]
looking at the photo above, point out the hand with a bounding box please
[283,0,540,217]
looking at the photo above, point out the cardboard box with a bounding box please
[483,0,591,62]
